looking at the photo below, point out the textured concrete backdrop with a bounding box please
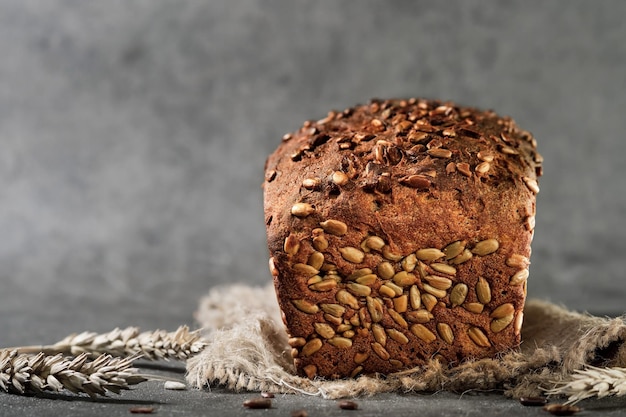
[1,1,625,342]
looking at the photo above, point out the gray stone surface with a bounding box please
[1,1,625,415]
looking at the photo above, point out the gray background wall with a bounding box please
[1,1,625,343]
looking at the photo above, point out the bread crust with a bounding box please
[264,98,542,379]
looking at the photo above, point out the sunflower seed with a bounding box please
[472,239,499,256]
[339,400,359,410]
[422,284,446,298]
[325,313,343,325]
[393,271,417,287]
[490,303,515,319]
[328,337,353,349]
[307,275,322,285]
[518,396,548,407]
[288,337,306,347]
[463,303,484,314]
[340,247,365,263]
[294,263,319,277]
[291,203,316,218]
[332,171,349,186]
[349,315,360,327]
[382,246,403,261]
[393,295,408,313]
[430,263,457,275]
[303,364,317,379]
[477,151,494,162]
[467,327,491,347]
[416,248,445,261]
[389,359,404,368]
[514,312,524,335]
[309,279,337,292]
[456,162,472,177]
[475,161,490,174]
[543,404,580,416]
[354,352,369,364]
[243,398,272,409]
[366,296,384,322]
[356,274,378,286]
[364,236,385,251]
[385,281,404,296]
[372,324,387,346]
[388,308,408,328]
[291,348,299,358]
[348,268,373,280]
[437,323,454,345]
[312,235,329,251]
[301,338,323,356]
[443,240,466,259]
[343,330,355,338]
[424,275,453,290]
[476,277,492,304]
[449,249,473,264]
[491,314,514,333]
[406,310,433,323]
[347,282,372,297]
[269,257,279,277]
[371,342,390,360]
[292,299,319,314]
[387,328,409,344]
[349,366,363,378]
[320,219,348,236]
[399,174,431,189]
[450,283,468,307]
[409,285,421,309]
[523,177,540,194]
[314,323,336,339]
[401,254,417,272]
[336,324,352,333]
[427,148,452,159]
[506,254,530,269]
[510,269,529,286]
[261,392,275,398]
[307,251,325,270]
[377,261,396,279]
[320,303,346,317]
[411,324,436,343]
[284,235,301,255]
[336,290,360,309]
[129,406,155,414]
[379,284,397,298]
[302,178,321,189]
[421,293,438,311]
[526,215,536,231]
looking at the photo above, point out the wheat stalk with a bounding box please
[8,325,207,361]
[545,366,626,404]
[0,350,149,397]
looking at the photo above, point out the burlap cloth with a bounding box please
[186,284,626,399]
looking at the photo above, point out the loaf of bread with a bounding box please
[263,98,542,379]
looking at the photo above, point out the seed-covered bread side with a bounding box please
[263,98,542,379]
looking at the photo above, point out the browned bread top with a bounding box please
[264,98,542,378]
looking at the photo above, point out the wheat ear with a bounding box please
[545,366,626,404]
[8,325,207,361]
[0,350,150,397]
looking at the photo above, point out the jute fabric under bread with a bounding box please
[187,284,626,399]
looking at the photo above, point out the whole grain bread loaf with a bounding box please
[263,98,542,379]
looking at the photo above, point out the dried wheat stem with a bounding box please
[0,350,149,397]
[8,325,207,361]
[545,365,626,404]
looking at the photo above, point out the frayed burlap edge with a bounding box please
[187,284,626,399]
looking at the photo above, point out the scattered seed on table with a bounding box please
[338,400,358,410]
[543,403,581,416]
[243,397,272,409]
[261,392,275,398]
[291,409,308,417]
[129,406,155,414]
[519,396,548,406]
[163,380,187,390]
